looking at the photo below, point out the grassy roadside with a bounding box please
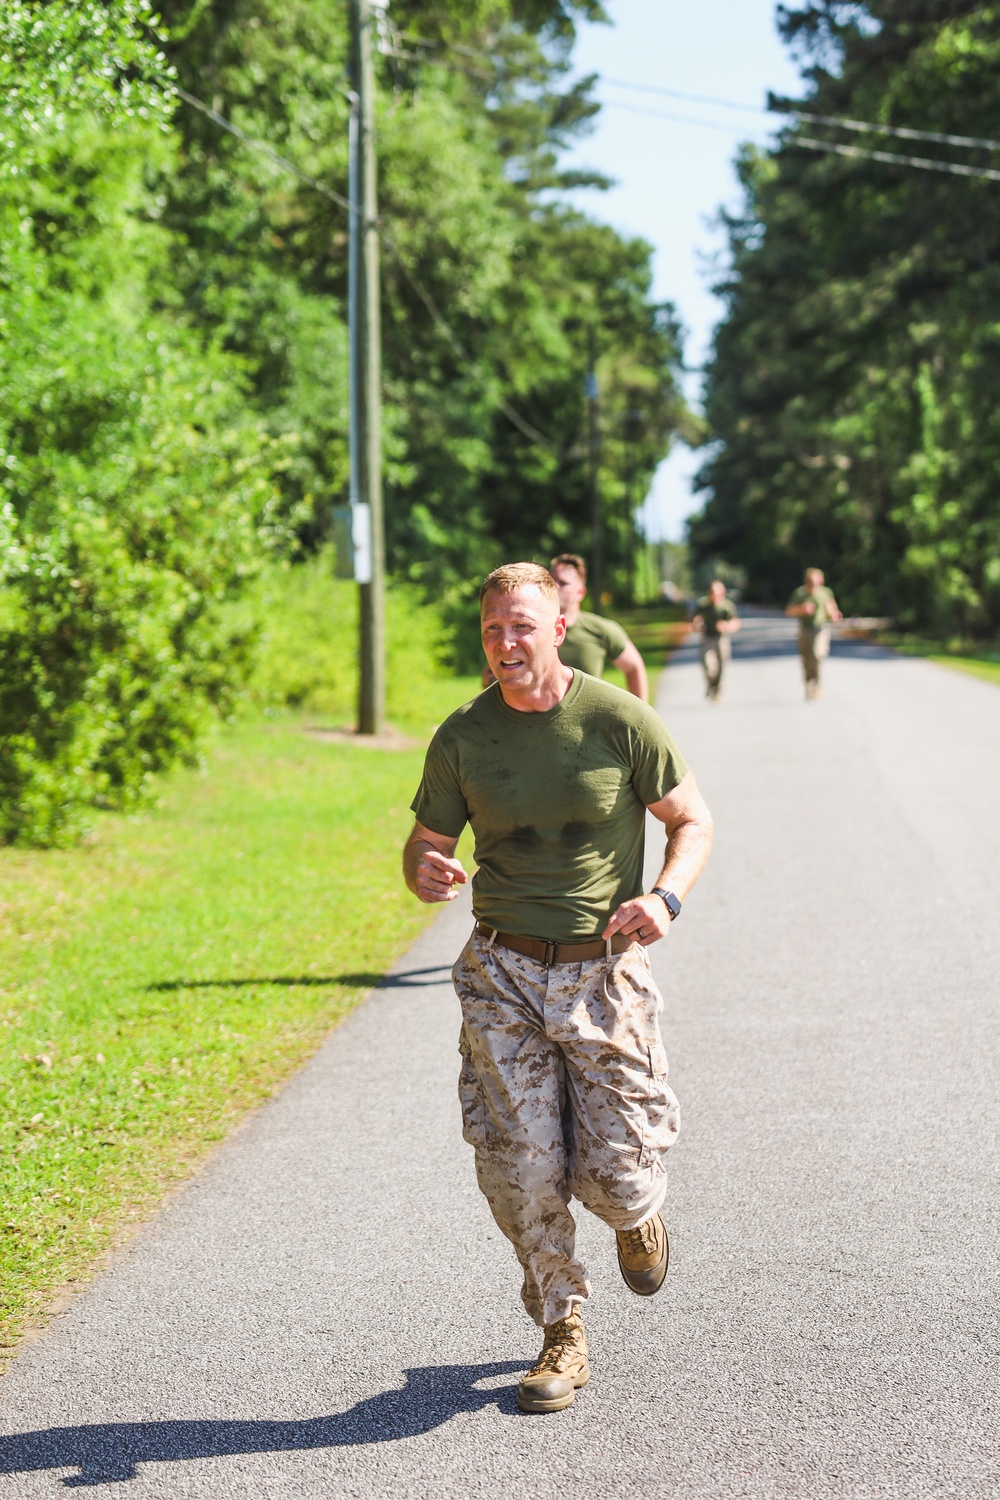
[878,632,1000,688]
[0,662,479,1366]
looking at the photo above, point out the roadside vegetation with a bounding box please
[1,0,694,846]
[880,634,1000,688]
[0,568,480,1366]
[693,2,1000,644]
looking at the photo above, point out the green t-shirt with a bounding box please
[410,672,689,942]
[559,612,630,677]
[788,584,837,630]
[695,596,737,637]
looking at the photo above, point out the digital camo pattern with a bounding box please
[798,624,831,686]
[452,930,680,1327]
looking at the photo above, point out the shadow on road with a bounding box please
[0,1361,525,1486]
[146,964,453,994]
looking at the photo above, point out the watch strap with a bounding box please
[651,886,682,920]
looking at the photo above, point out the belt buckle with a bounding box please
[542,939,558,966]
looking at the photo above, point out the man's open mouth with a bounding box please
[500,659,524,669]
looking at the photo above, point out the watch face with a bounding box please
[663,891,681,919]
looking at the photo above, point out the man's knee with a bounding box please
[569,1152,668,1230]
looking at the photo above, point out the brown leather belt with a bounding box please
[475,922,634,966]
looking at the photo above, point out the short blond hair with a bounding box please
[805,566,825,585]
[479,562,558,608]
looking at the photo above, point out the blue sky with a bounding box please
[562,1,804,540]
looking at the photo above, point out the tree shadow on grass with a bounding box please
[146,964,453,994]
[0,1360,526,1487]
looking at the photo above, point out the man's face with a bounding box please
[551,565,587,614]
[709,582,726,604]
[805,570,823,592]
[481,586,565,690]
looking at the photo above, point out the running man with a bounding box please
[550,553,648,700]
[404,562,712,1414]
[691,579,740,702]
[785,567,842,700]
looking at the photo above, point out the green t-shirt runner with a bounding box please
[410,671,688,942]
[694,596,737,637]
[788,584,837,630]
[559,612,630,677]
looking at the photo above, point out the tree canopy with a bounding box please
[693,0,1000,635]
[0,0,690,841]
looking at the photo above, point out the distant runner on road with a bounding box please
[691,579,740,702]
[550,553,649,700]
[785,566,842,700]
[404,562,713,1416]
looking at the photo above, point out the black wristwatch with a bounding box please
[651,887,682,921]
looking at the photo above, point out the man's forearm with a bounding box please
[624,661,649,701]
[652,816,713,903]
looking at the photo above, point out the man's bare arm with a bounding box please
[403,820,469,904]
[603,771,714,945]
[612,640,648,702]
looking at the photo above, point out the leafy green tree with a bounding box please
[0,9,285,844]
[157,0,689,619]
[693,1,1000,636]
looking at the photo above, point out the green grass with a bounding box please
[879,632,1000,688]
[0,645,480,1364]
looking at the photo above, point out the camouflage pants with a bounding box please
[700,635,731,695]
[798,625,831,686]
[452,929,680,1327]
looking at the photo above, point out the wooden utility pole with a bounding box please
[349,0,385,735]
[586,327,603,610]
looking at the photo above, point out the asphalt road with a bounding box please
[2,615,997,1498]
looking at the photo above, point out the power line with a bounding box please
[793,135,1000,183]
[600,98,771,138]
[780,108,1000,154]
[598,97,1000,182]
[598,73,1000,154]
[176,88,354,211]
[602,77,762,116]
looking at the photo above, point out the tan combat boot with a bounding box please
[516,1309,589,1414]
[616,1211,669,1296]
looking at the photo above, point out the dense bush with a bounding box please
[0,106,287,845]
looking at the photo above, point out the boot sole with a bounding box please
[617,1217,669,1296]
[516,1369,590,1414]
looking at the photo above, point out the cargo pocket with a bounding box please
[640,1041,680,1167]
[457,1028,488,1151]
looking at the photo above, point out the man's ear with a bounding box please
[554,612,568,645]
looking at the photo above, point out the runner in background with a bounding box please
[785,567,842,701]
[691,579,741,702]
[549,554,648,701]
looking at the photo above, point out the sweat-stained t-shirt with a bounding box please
[788,584,837,631]
[694,596,737,637]
[410,671,689,942]
[559,612,630,677]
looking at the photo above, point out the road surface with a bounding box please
[1,614,997,1497]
